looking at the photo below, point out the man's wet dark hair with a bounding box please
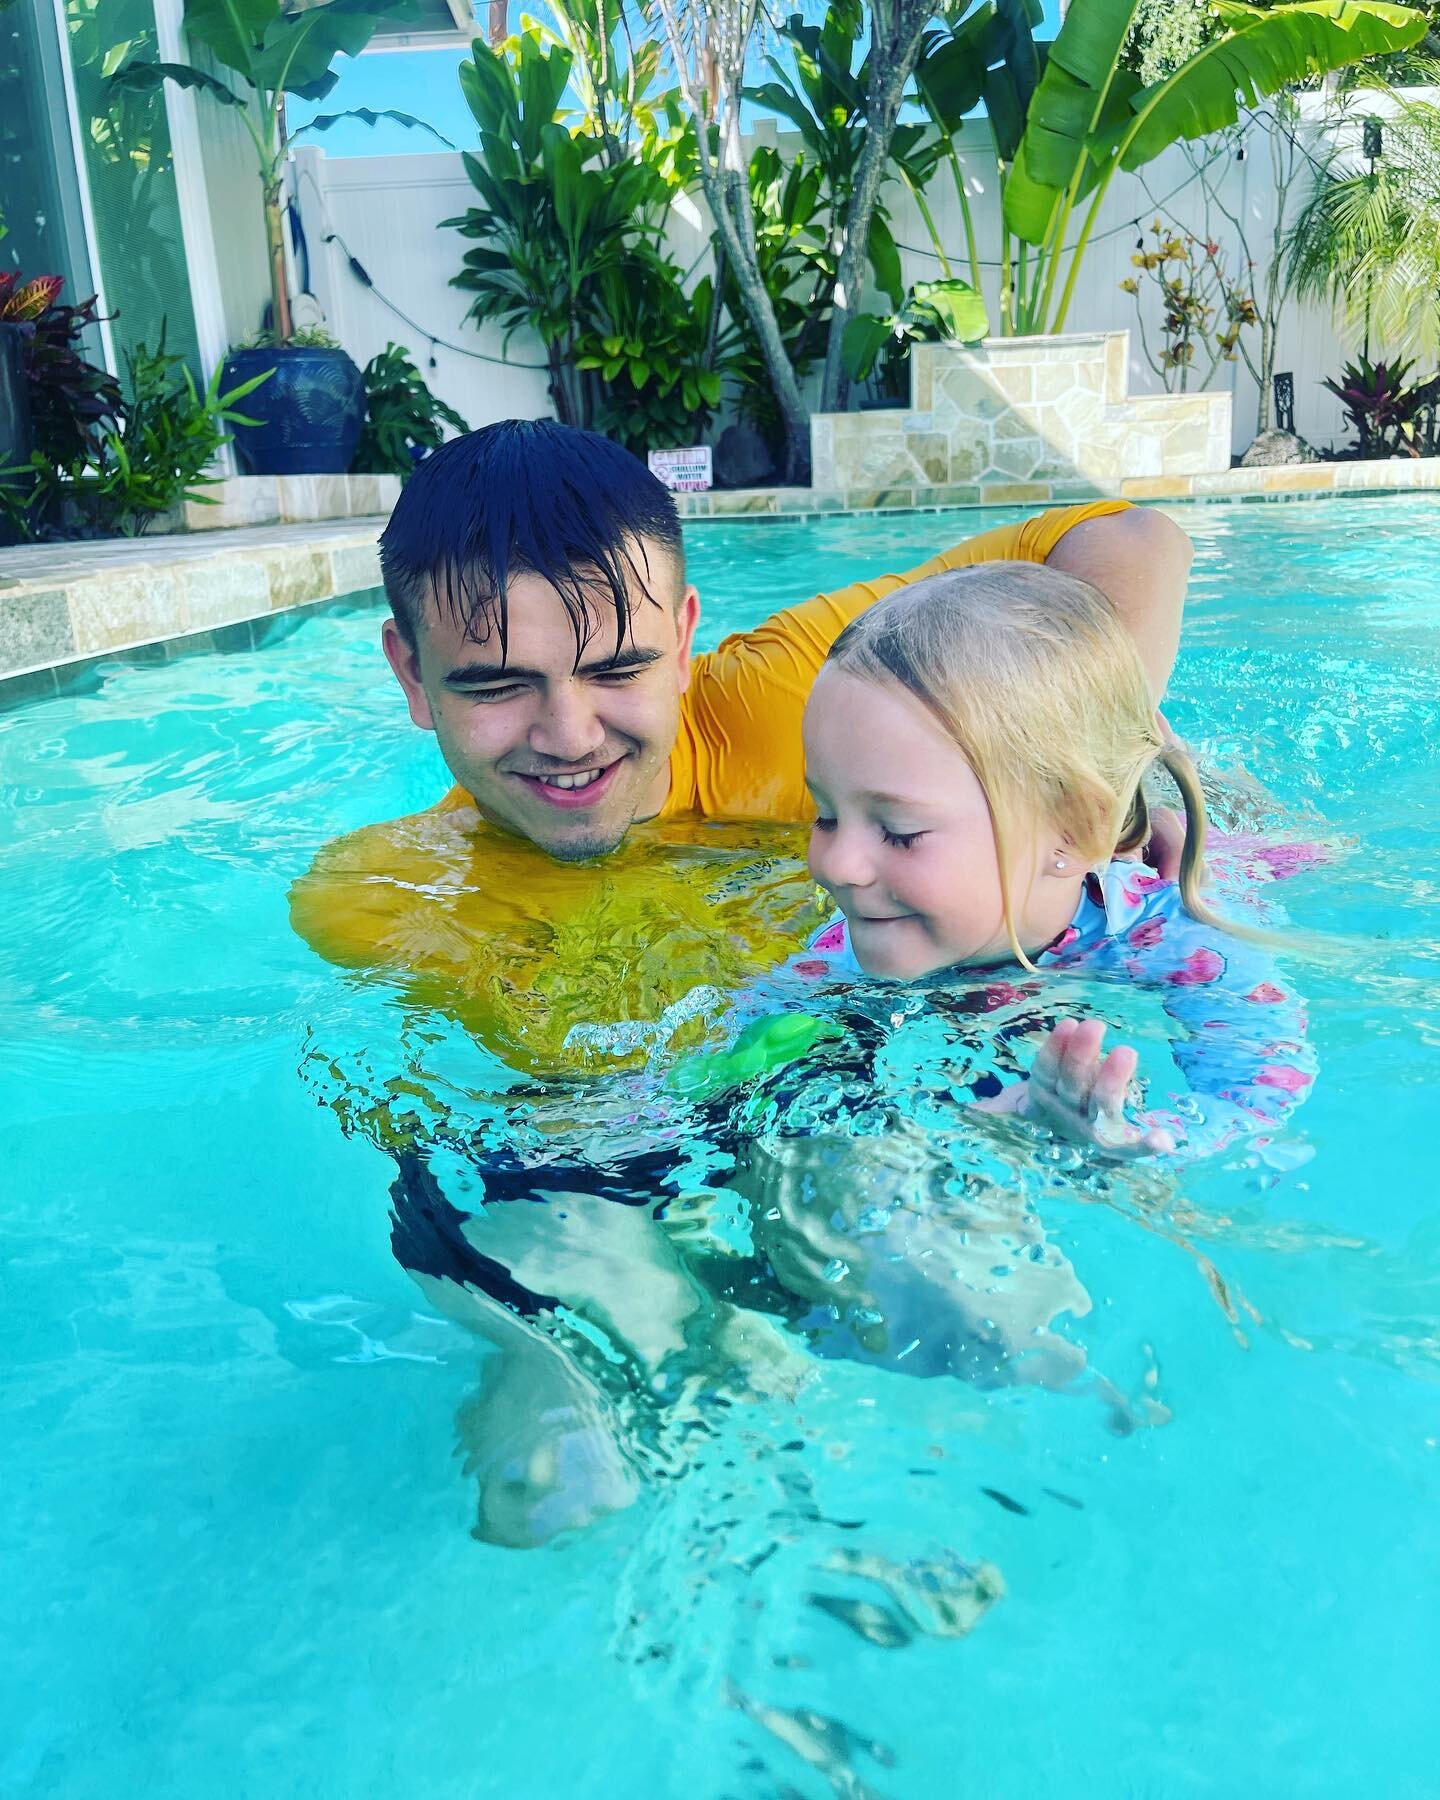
[378,418,685,661]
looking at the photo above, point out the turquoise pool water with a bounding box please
[3,496,1438,1796]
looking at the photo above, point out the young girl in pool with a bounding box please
[796,558,1315,1158]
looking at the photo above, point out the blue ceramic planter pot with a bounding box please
[222,344,365,476]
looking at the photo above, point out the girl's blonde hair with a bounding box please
[827,559,1222,968]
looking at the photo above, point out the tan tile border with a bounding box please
[673,456,1440,518]
[2,456,1434,708]
[0,519,385,690]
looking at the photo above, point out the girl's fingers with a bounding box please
[1056,1018,1106,1109]
[1031,1018,1077,1092]
[1092,1044,1138,1120]
[1026,1018,1169,1162]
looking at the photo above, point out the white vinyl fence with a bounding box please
[291,94,1381,463]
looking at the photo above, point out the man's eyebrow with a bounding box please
[443,645,664,687]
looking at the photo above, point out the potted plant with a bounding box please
[111,0,441,476]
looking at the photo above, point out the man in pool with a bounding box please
[290,418,1190,1064]
[289,418,1194,1544]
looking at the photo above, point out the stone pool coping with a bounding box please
[2,455,1434,707]
[672,454,1440,515]
[0,517,387,705]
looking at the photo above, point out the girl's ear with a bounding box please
[1046,834,1085,878]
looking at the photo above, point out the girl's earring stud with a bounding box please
[1054,857,1067,872]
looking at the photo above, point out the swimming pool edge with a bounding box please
[1,462,1434,710]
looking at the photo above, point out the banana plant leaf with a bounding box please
[1108,0,1429,172]
[129,0,422,101]
[912,277,989,343]
[982,0,1046,161]
[108,57,246,106]
[915,0,1045,160]
[252,0,419,102]
[183,0,279,82]
[1006,0,1427,245]
[292,107,454,148]
[1004,0,1141,244]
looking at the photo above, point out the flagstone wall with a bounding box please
[810,332,1232,503]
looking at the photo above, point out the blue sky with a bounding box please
[289,2,1065,157]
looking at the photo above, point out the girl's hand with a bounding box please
[1017,1018,1175,1159]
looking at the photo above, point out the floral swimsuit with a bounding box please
[798,847,1318,1161]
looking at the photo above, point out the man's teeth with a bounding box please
[543,767,606,790]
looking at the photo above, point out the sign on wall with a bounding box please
[647,446,713,492]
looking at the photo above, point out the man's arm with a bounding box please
[1044,505,1192,704]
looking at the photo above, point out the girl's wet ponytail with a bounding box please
[1158,743,1212,923]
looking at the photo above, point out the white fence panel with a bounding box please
[295,103,1365,463]
[292,146,551,432]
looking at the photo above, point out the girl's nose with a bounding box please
[809,823,874,894]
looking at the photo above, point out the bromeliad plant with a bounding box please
[352,343,468,478]
[110,0,444,347]
[1322,352,1440,456]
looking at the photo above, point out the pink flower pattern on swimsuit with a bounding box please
[1255,1065,1313,1093]
[1165,946,1225,986]
[1123,872,1167,904]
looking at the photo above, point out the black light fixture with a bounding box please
[1364,116,1384,162]
[1273,372,1295,435]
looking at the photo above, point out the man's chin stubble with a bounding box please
[541,823,632,863]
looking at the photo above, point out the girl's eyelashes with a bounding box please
[809,815,924,849]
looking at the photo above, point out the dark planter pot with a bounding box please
[222,344,365,476]
[0,321,35,546]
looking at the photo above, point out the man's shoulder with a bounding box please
[300,789,479,880]
[288,789,487,967]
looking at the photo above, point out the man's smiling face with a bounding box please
[382,540,700,861]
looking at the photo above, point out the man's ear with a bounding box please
[674,586,701,693]
[381,616,436,732]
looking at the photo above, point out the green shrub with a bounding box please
[352,344,468,478]
[1,337,269,540]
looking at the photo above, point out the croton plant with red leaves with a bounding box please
[0,272,123,463]
[0,273,65,322]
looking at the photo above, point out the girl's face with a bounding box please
[803,665,1078,979]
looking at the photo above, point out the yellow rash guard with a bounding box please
[290,501,1129,1071]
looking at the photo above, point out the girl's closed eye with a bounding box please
[882,827,926,850]
[812,814,836,832]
